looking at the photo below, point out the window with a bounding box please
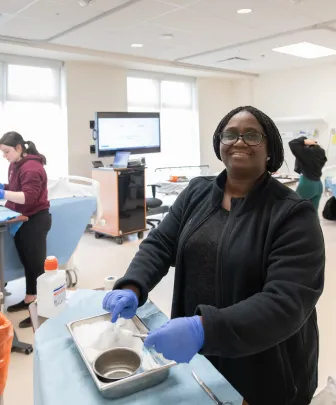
[127,74,199,171]
[0,58,67,183]
[127,77,160,109]
[7,65,59,102]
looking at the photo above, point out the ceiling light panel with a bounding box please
[273,42,336,59]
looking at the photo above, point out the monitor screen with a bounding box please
[95,112,160,157]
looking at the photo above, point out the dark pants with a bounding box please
[14,210,52,295]
[296,175,323,211]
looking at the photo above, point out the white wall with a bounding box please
[197,78,233,173]
[253,63,336,166]
[232,78,254,107]
[65,62,127,177]
[196,77,255,173]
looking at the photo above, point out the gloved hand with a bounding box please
[0,189,4,200]
[102,289,138,323]
[0,184,4,190]
[144,316,204,363]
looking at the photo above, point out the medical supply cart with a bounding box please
[92,167,147,244]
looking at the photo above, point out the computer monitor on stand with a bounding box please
[95,111,161,159]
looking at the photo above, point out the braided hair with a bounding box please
[213,106,284,173]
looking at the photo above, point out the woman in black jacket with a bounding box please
[289,137,327,210]
[103,106,325,405]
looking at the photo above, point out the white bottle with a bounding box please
[37,256,67,318]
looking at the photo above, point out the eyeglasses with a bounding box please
[220,131,267,146]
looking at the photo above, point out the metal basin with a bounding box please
[93,348,142,383]
[67,313,176,399]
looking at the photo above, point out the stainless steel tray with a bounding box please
[67,313,176,399]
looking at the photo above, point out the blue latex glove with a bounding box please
[0,189,4,199]
[102,289,138,323]
[144,316,204,363]
[0,184,4,190]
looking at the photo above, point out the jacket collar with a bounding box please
[211,170,271,215]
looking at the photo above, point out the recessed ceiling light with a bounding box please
[131,43,143,48]
[237,8,252,14]
[273,42,336,59]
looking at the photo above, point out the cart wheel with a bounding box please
[66,270,73,288]
[116,237,124,245]
[71,268,78,287]
[25,347,33,355]
[138,231,144,240]
[95,232,103,239]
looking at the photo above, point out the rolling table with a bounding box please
[0,216,33,355]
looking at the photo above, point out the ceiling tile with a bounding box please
[56,0,178,34]
[52,0,134,13]
[19,0,103,23]
[0,0,36,14]
[147,7,272,52]
[53,21,194,59]
[158,0,202,6]
[0,15,72,40]
[150,7,251,34]
[189,0,317,32]
[269,0,336,23]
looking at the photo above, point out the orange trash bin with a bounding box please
[0,313,13,397]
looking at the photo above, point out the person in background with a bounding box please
[102,106,325,405]
[0,132,51,328]
[289,136,327,210]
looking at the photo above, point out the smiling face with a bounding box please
[0,144,22,163]
[220,111,268,178]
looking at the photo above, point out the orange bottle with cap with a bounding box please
[36,256,67,318]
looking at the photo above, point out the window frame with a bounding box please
[127,70,196,111]
[0,55,66,181]
[127,76,161,110]
[127,71,200,169]
[0,54,62,104]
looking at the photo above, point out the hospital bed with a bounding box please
[4,176,100,289]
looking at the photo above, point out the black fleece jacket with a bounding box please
[114,170,325,405]
[289,136,327,181]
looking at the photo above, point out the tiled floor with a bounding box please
[3,201,336,404]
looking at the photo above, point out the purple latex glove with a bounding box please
[0,189,4,199]
[102,289,138,323]
[144,316,204,363]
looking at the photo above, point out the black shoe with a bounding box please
[19,317,32,329]
[7,300,30,313]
